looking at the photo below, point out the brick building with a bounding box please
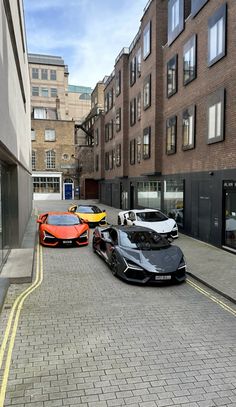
[28,53,92,200]
[84,0,236,253]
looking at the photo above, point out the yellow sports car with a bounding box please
[68,204,107,227]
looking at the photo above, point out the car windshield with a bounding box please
[136,211,167,222]
[77,206,102,214]
[119,230,169,250]
[47,215,80,226]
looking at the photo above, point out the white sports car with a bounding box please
[117,209,178,239]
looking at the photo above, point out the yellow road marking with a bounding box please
[187,278,236,317]
[0,244,43,407]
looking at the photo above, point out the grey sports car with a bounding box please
[92,225,186,284]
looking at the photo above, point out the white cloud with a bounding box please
[24,0,148,88]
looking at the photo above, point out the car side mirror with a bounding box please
[103,209,106,212]
[37,219,43,224]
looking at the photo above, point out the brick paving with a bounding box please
[1,200,236,406]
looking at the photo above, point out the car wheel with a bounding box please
[117,216,121,225]
[110,253,118,276]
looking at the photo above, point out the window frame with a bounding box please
[207,88,225,144]
[191,0,209,18]
[143,127,151,159]
[41,69,48,80]
[32,68,39,79]
[143,21,151,60]
[168,0,184,45]
[208,4,227,67]
[130,139,136,165]
[45,129,56,142]
[130,98,136,127]
[32,150,36,170]
[115,70,121,96]
[130,56,136,86]
[182,105,195,150]
[136,48,141,77]
[116,144,121,167]
[183,35,197,86]
[46,150,56,169]
[50,69,57,80]
[143,74,151,110]
[32,86,39,97]
[167,55,178,98]
[166,116,177,155]
[116,108,121,132]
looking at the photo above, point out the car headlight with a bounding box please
[80,231,88,238]
[172,222,178,230]
[43,231,56,240]
[99,217,107,224]
[178,256,186,270]
[124,258,143,271]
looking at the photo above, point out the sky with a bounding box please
[23,0,148,89]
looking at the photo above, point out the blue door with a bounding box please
[64,183,73,200]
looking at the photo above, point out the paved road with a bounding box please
[1,200,236,407]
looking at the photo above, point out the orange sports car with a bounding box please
[37,211,89,247]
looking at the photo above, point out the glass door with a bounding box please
[224,189,236,251]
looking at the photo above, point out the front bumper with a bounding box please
[121,264,186,284]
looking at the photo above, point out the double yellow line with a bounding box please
[187,278,236,317]
[0,243,43,406]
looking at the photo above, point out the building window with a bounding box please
[137,181,161,209]
[41,69,48,80]
[143,127,151,159]
[116,108,121,132]
[33,107,47,119]
[130,140,136,165]
[167,55,178,97]
[116,144,121,167]
[41,87,49,97]
[95,155,99,172]
[168,0,184,45]
[208,4,226,67]
[182,106,195,150]
[183,35,196,85]
[51,88,57,97]
[115,70,121,96]
[95,128,99,146]
[105,93,109,113]
[109,151,114,170]
[45,129,56,141]
[105,123,109,142]
[105,152,109,170]
[109,120,114,140]
[46,150,56,169]
[33,177,60,193]
[143,74,151,110]
[32,86,39,96]
[32,68,39,79]
[164,180,184,228]
[207,88,225,144]
[108,88,113,109]
[31,129,36,141]
[166,116,177,154]
[50,69,57,80]
[137,136,141,163]
[143,21,151,59]
[191,0,209,18]
[136,48,141,77]
[130,56,136,86]
[32,151,36,170]
[137,93,141,121]
[130,98,136,126]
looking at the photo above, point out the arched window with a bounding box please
[46,150,56,169]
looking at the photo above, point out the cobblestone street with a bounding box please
[1,201,236,406]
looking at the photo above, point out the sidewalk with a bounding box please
[0,200,235,314]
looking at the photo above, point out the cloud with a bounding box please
[24,0,148,88]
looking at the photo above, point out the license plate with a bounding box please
[63,240,72,244]
[155,275,171,281]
